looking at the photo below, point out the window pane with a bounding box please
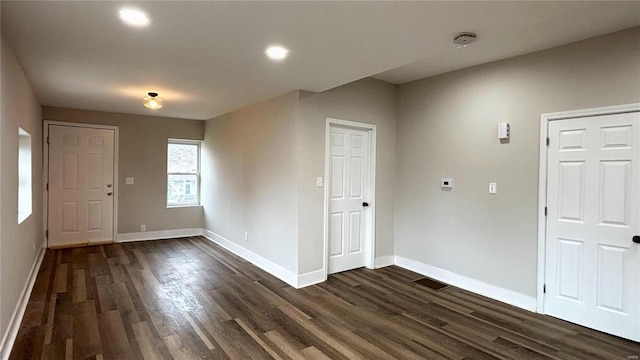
[168,143,198,173]
[167,174,198,205]
[18,128,32,223]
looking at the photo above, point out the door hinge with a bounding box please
[45,230,49,239]
[46,183,49,191]
[543,284,546,294]
[47,136,50,145]
[544,207,548,216]
[546,137,550,146]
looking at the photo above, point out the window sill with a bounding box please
[166,204,202,209]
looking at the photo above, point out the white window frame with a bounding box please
[167,139,201,207]
[18,127,32,224]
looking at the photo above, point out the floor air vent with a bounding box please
[414,277,449,291]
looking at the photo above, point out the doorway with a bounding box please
[538,104,640,341]
[324,118,376,276]
[45,122,119,248]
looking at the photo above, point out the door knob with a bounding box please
[107,192,113,196]
[362,202,369,207]
[633,235,640,244]
[107,183,112,188]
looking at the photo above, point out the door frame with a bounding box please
[536,103,640,313]
[323,118,377,280]
[43,121,120,247]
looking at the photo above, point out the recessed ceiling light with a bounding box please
[119,8,150,27]
[265,46,289,60]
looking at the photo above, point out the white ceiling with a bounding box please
[2,1,639,120]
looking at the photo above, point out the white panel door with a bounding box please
[328,126,370,274]
[48,125,115,247]
[545,112,640,341]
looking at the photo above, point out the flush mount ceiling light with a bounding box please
[265,45,289,60]
[143,92,163,109]
[453,32,477,47]
[119,8,150,27]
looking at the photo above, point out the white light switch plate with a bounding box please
[125,177,134,185]
[316,177,323,188]
[489,182,497,194]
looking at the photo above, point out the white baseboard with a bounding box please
[374,255,394,268]
[297,269,326,288]
[394,255,537,312]
[201,229,300,288]
[0,247,46,360]
[116,228,203,242]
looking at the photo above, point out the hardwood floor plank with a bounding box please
[72,300,102,359]
[9,238,640,360]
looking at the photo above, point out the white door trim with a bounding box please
[43,120,120,247]
[323,117,377,280]
[536,103,640,313]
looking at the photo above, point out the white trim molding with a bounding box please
[536,103,640,313]
[374,255,394,268]
[116,228,203,242]
[297,269,325,288]
[395,255,537,312]
[202,229,300,288]
[0,247,46,360]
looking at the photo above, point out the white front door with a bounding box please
[545,111,640,341]
[48,125,115,247]
[328,126,370,274]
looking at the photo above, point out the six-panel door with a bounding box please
[328,126,370,274]
[48,125,115,247]
[545,112,640,341]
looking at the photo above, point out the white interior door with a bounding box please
[48,125,115,247]
[328,126,370,274]
[545,111,640,341]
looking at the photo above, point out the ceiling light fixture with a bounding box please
[265,46,289,60]
[453,32,477,48]
[119,8,150,27]
[143,92,163,109]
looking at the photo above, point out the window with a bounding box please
[167,140,200,207]
[18,128,32,223]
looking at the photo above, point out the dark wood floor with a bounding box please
[9,236,640,360]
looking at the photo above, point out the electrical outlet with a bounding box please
[141,224,146,232]
[244,231,248,241]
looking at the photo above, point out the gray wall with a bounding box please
[202,92,300,273]
[395,27,640,297]
[1,33,43,352]
[42,107,204,234]
[298,78,397,274]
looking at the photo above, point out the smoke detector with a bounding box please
[453,32,477,46]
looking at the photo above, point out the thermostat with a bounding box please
[441,178,454,189]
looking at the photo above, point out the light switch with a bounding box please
[125,177,134,185]
[316,177,323,188]
[489,182,497,194]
